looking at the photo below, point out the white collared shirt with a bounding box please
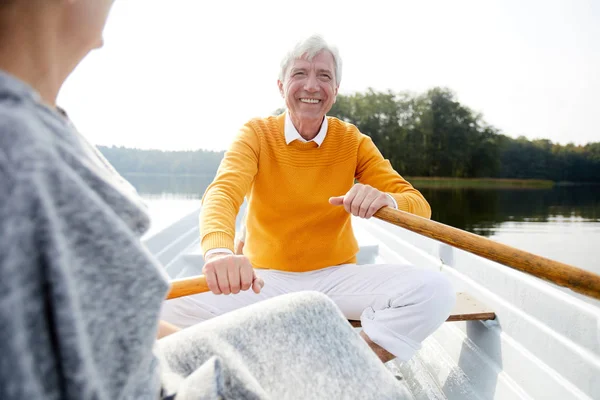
[284,112,328,147]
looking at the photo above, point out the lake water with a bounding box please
[129,174,600,276]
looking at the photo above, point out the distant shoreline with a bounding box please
[122,172,564,189]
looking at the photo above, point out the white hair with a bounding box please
[279,34,343,86]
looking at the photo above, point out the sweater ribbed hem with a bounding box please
[201,232,234,256]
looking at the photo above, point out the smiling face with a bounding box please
[278,50,339,127]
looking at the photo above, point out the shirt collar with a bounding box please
[284,112,328,147]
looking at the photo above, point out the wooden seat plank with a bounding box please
[446,292,496,322]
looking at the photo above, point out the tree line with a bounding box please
[328,88,599,182]
[99,87,599,183]
[98,146,224,176]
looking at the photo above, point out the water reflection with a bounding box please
[421,185,600,236]
[124,173,214,199]
[126,174,599,236]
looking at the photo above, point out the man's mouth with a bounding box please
[299,98,321,104]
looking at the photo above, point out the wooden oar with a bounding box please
[373,207,600,301]
[168,275,209,300]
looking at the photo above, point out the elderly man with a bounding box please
[162,35,455,363]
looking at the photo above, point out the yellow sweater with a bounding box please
[200,113,431,272]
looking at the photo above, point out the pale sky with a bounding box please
[58,0,600,151]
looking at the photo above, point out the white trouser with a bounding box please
[160,263,456,361]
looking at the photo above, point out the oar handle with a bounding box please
[374,207,600,301]
[167,275,209,299]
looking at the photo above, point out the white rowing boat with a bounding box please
[145,207,600,399]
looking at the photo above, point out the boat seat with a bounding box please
[348,292,495,327]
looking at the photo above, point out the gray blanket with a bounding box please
[159,292,409,399]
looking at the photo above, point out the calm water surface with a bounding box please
[129,174,600,275]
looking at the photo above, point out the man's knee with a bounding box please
[426,272,456,317]
[392,271,456,318]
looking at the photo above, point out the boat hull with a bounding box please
[146,208,600,399]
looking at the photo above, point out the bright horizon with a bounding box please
[58,0,600,152]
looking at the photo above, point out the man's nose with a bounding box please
[304,73,319,92]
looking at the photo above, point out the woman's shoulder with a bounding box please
[0,100,59,180]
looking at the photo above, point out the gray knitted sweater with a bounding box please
[0,70,169,399]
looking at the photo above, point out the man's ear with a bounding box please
[277,80,285,98]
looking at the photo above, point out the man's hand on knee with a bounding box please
[203,253,265,295]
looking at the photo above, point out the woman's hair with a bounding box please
[279,34,343,86]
